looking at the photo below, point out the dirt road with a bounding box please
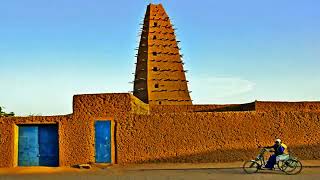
[1,167,320,180]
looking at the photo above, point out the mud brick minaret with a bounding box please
[133,4,192,105]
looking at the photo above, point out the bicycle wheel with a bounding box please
[281,159,303,175]
[243,160,259,174]
[277,161,284,170]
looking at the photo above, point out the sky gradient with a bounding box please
[0,0,319,115]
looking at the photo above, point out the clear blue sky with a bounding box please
[1,0,319,116]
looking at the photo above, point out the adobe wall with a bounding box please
[71,93,149,165]
[72,93,149,117]
[255,101,320,112]
[149,102,255,113]
[1,93,320,167]
[0,115,72,167]
[0,93,139,167]
[116,111,320,164]
[148,101,320,114]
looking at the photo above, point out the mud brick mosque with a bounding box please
[1,4,320,167]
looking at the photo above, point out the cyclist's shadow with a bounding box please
[208,168,286,175]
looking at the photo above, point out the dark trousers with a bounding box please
[265,154,277,168]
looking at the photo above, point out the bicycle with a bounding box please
[243,147,303,175]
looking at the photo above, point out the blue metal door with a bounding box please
[18,125,59,166]
[95,121,111,163]
[39,125,59,166]
[18,126,39,166]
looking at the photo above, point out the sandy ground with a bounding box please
[0,161,319,180]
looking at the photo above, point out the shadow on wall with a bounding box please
[132,144,320,164]
[195,102,256,112]
[148,102,256,114]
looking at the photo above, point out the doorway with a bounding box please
[18,124,59,166]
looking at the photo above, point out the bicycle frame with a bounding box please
[255,148,293,169]
[254,148,268,168]
[243,148,303,175]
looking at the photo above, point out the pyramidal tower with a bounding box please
[133,4,192,105]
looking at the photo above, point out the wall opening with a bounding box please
[152,52,157,56]
[95,120,114,163]
[152,67,159,71]
[17,124,59,167]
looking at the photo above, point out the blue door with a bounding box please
[39,125,59,166]
[18,125,59,166]
[18,126,39,166]
[95,121,111,163]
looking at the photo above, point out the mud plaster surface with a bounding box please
[1,93,320,168]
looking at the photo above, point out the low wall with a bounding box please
[256,101,320,112]
[73,93,134,116]
[149,101,320,113]
[0,115,78,167]
[116,111,320,164]
[149,102,255,113]
[0,93,136,167]
[2,93,320,167]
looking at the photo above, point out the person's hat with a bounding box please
[275,139,282,143]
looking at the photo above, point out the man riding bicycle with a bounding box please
[264,138,288,169]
